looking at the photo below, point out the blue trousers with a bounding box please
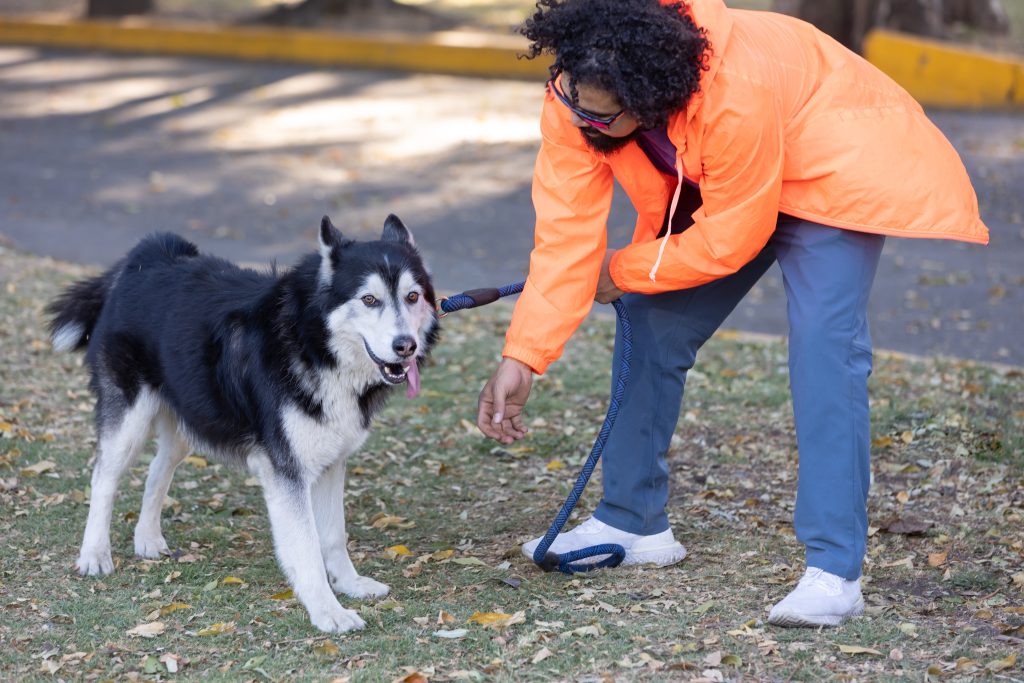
[594,214,884,580]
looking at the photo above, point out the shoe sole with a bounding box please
[622,542,687,568]
[522,542,687,569]
[768,598,865,628]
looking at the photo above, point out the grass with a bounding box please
[0,244,1022,681]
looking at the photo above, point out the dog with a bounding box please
[48,215,439,633]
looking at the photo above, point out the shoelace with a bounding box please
[798,568,843,595]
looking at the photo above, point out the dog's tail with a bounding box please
[48,233,199,352]
[47,272,113,352]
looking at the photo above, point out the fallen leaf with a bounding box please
[546,460,564,471]
[531,647,553,664]
[370,514,413,530]
[451,557,487,567]
[20,460,55,476]
[986,653,1017,672]
[126,621,165,638]
[221,576,245,585]
[928,551,948,567]
[692,600,715,615]
[466,611,525,629]
[270,590,294,600]
[883,517,932,535]
[158,602,192,617]
[159,653,181,673]
[184,455,207,468]
[838,644,882,656]
[387,544,413,557]
[433,629,468,639]
[313,641,340,657]
[196,621,236,636]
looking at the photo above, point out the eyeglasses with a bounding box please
[547,75,625,130]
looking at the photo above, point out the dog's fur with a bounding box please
[48,215,439,633]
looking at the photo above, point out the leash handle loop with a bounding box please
[441,283,631,575]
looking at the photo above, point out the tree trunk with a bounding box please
[773,0,878,51]
[774,0,1011,53]
[944,0,1010,34]
[86,0,154,18]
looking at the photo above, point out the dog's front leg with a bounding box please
[313,458,389,599]
[250,453,365,634]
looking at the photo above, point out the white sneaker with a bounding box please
[768,567,865,627]
[521,516,687,568]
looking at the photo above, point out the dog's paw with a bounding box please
[76,547,114,576]
[333,575,390,600]
[133,533,169,559]
[308,602,366,633]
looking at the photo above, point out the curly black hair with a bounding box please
[520,0,710,130]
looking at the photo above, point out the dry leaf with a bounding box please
[451,557,487,567]
[837,644,882,656]
[196,621,236,636]
[883,516,932,535]
[437,610,456,625]
[20,460,56,476]
[986,653,1017,672]
[313,641,340,657]
[126,621,165,638]
[221,576,245,585]
[431,549,454,561]
[158,602,192,617]
[432,629,468,639]
[531,647,553,664]
[184,455,207,468]
[159,653,182,673]
[270,590,294,600]
[546,460,564,471]
[371,514,411,530]
[928,551,948,567]
[466,611,525,630]
[387,545,413,557]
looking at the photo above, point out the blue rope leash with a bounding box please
[439,284,629,574]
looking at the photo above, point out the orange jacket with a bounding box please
[503,0,989,375]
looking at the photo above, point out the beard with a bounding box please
[580,126,641,156]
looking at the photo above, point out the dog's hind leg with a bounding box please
[78,389,159,575]
[313,459,389,599]
[134,411,188,559]
[249,451,366,634]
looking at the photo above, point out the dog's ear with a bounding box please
[318,215,343,287]
[382,214,415,246]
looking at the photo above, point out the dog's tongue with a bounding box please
[405,360,421,399]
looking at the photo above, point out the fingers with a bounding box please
[476,372,529,444]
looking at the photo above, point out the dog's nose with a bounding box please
[392,335,417,358]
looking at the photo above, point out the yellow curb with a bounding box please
[0,17,551,80]
[864,28,1024,108]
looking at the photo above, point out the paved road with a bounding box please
[1,46,1021,365]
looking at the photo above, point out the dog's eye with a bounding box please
[406,292,419,304]
[361,295,377,306]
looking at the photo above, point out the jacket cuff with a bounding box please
[501,343,549,376]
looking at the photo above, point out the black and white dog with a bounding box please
[48,215,438,633]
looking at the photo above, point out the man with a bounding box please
[476,0,988,627]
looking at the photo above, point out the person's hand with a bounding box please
[595,248,625,304]
[477,358,533,444]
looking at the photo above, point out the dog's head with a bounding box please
[316,214,439,397]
